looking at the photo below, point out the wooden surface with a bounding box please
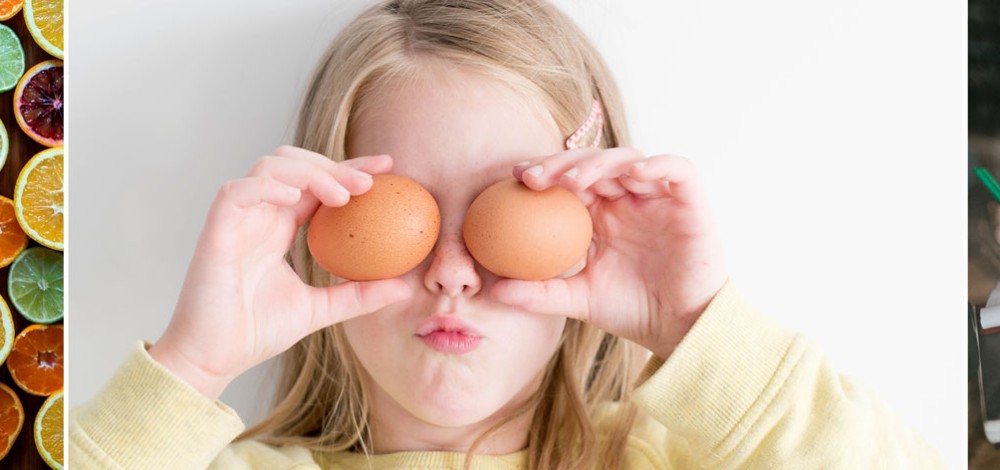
[0,9,61,470]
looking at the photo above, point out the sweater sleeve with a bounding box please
[69,341,247,469]
[629,281,948,469]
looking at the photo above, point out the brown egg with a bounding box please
[307,174,440,281]
[463,179,592,281]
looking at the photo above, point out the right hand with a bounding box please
[148,146,413,400]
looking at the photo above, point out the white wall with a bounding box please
[68,0,965,467]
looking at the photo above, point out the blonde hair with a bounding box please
[241,1,647,468]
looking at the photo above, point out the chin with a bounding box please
[406,384,509,428]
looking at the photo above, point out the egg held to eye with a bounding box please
[307,174,441,281]
[463,178,593,281]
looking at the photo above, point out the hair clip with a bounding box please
[565,99,604,150]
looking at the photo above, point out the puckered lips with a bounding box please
[416,316,484,354]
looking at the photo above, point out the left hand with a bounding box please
[489,147,728,360]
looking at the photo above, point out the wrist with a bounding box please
[651,279,728,360]
[147,341,234,401]
[651,311,701,361]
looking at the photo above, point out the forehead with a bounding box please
[346,61,563,185]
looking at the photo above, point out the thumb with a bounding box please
[490,277,589,320]
[307,279,413,331]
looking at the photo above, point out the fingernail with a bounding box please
[564,167,579,179]
[283,185,301,200]
[525,165,544,177]
[633,161,647,170]
[355,170,373,181]
[514,160,532,168]
[334,184,350,200]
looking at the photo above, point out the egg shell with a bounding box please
[463,178,592,281]
[307,174,440,281]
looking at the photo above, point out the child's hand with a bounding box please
[148,146,412,400]
[490,148,727,360]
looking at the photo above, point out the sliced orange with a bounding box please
[24,0,61,59]
[0,296,15,367]
[0,383,23,461]
[0,0,23,21]
[7,324,62,396]
[14,147,63,250]
[13,60,62,147]
[0,195,26,268]
[35,389,62,469]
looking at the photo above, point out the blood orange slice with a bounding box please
[13,60,62,147]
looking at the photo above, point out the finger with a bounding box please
[249,156,360,206]
[273,145,345,173]
[619,173,671,199]
[556,147,647,191]
[489,277,590,320]
[271,146,390,196]
[343,154,395,175]
[307,279,413,331]
[277,146,394,184]
[211,177,321,228]
[514,148,603,190]
[626,155,701,204]
[590,178,629,200]
[219,177,302,208]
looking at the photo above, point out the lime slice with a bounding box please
[8,247,62,323]
[0,24,23,93]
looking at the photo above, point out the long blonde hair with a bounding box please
[241,1,647,468]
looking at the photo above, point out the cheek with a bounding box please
[342,309,400,368]
[504,314,567,367]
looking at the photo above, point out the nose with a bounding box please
[423,233,482,297]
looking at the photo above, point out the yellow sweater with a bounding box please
[69,283,946,469]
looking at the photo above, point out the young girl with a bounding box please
[71,0,946,468]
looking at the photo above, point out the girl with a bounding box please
[71,0,946,468]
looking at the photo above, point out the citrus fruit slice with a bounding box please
[35,389,62,469]
[8,324,63,396]
[0,195,27,268]
[0,383,23,460]
[0,296,14,366]
[0,24,24,93]
[13,60,62,147]
[24,0,61,59]
[14,147,63,250]
[8,247,62,324]
[0,118,8,172]
[0,0,23,21]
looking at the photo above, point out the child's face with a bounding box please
[342,61,568,440]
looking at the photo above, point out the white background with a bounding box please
[68,0,966,467]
